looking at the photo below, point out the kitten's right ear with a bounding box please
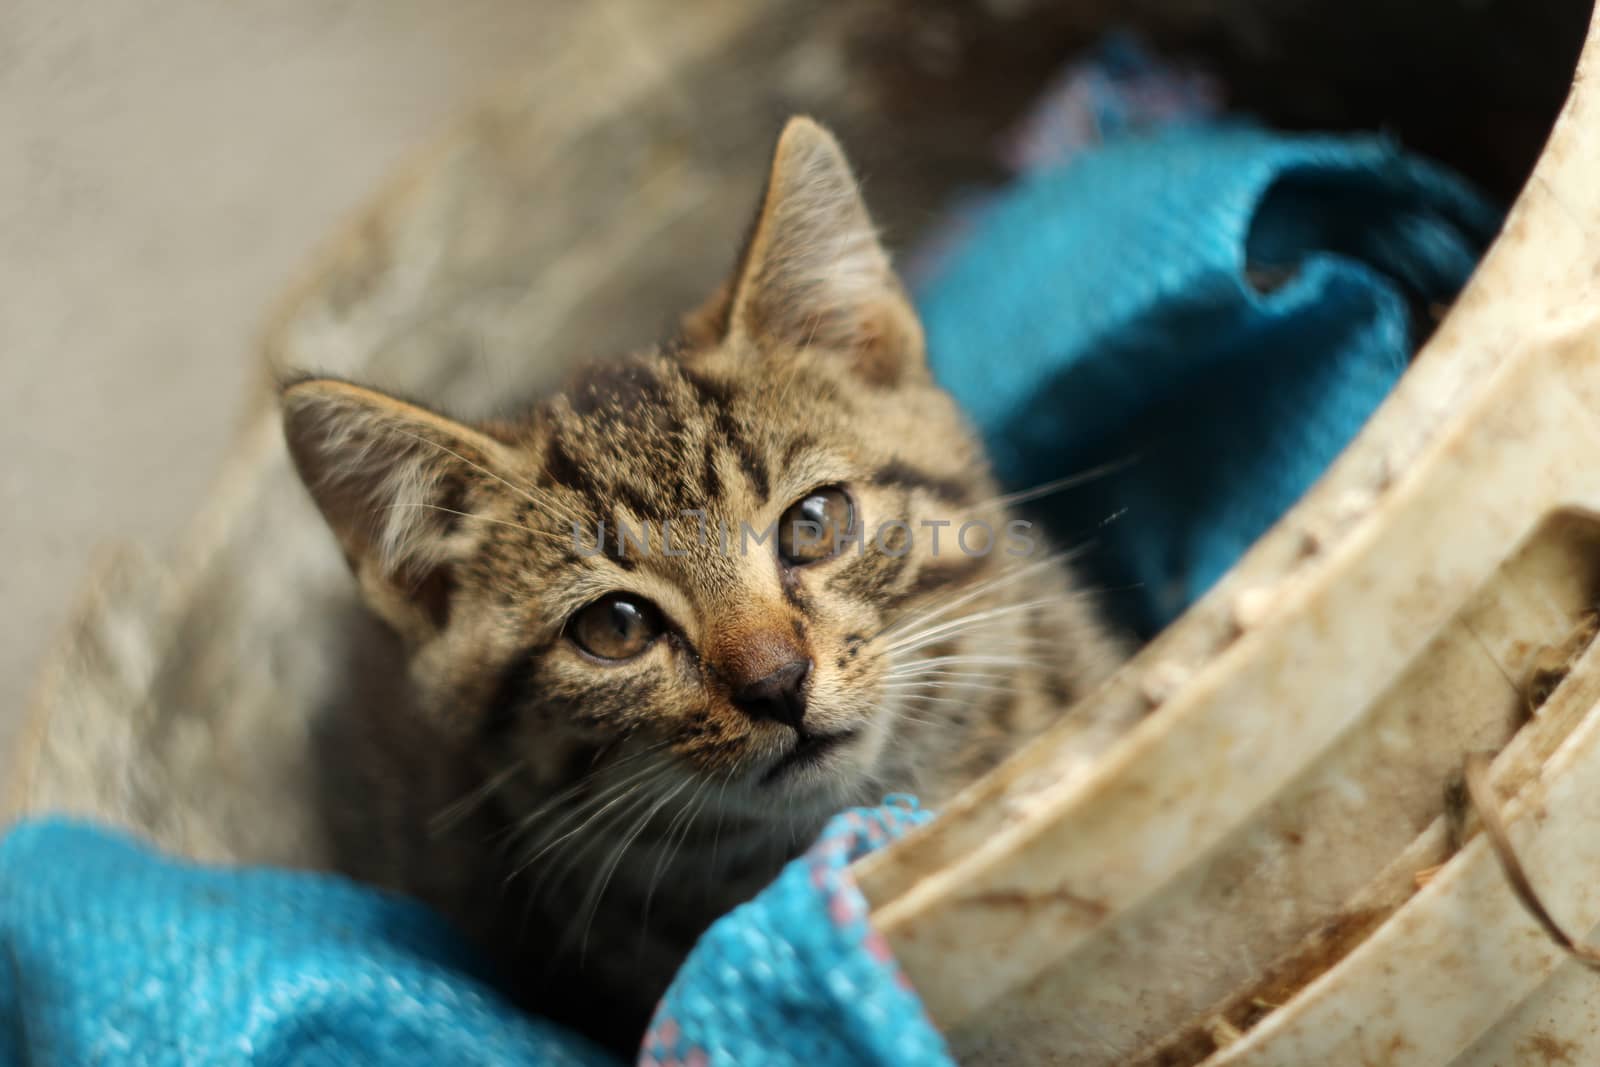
[684,117,924,384]
[281,378,513,644]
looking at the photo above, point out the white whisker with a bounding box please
[968,456,1140,512]
[581,778,691,956]
[430,760,526,834]
[643,778,712,926]
[509,757,670,883]
[383,502,567,544]
[394,427,585,528]
[886,597,1065,655]
[872,548,1088,648]
[887,654,1050,675]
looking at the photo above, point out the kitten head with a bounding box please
[283,118,1049,829]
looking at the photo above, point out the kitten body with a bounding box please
[283,118,1122,1050]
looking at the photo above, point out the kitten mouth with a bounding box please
[760,728,861,786]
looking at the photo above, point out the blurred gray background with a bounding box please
[0,1,562,754]
[2,0,1586,764]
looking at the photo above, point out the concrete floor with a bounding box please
[0,2,562,757]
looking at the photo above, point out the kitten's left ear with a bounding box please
[281,378,514,646]
[697,116,924,384]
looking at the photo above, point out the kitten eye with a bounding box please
[568,594,663,661]
[777,486,855,566]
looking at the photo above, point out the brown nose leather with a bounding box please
[715,623,811,730]
[731,657,812,730]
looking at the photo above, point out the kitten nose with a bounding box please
[731,658,812,730]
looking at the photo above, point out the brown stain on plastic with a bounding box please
[960,885,1110,922]
[1521,1032,1580,1064]
[1359,1032,1413,1067]
[1138,907,1387,1066]
[1526,610,1600,713]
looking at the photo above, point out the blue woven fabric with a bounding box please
[0,818,613,1066]
[0,805,936,1067]
[641,798,946,1067]
[919,124,1499,634]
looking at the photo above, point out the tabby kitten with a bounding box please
[282,117,1122,1050]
